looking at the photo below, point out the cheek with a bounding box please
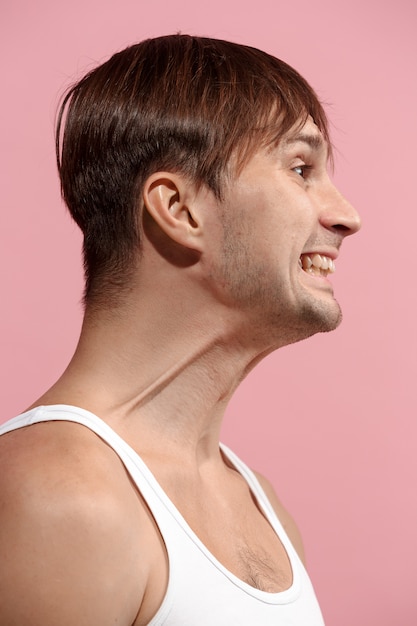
[251,209,309,260]
[224,180,315,262]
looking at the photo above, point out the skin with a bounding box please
[0,118,360,625]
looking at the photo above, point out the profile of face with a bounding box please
[209,117,361,346]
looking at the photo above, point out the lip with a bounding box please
[298,266,335,290]
[301,249,339,261]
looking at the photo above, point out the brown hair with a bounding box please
[56,34,331,307]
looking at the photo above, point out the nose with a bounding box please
[319,182,361,237]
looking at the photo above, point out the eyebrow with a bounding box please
[283,132,327,153]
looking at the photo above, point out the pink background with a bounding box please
[1,1,416,624]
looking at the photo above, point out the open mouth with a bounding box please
[299,253,335,277]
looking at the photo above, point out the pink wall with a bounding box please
[1,1,416,624]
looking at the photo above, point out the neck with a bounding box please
[36,286,276,463]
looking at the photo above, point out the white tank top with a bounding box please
[0,405,325,625]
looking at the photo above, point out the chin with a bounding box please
[299,298,343,335]
[263,299,342,350]
[283,296,343,342]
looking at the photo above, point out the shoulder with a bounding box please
[0,420,155,625]
[253,469,306,564]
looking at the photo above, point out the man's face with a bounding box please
[211,117,361,346]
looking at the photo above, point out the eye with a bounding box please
[292,164,312,179]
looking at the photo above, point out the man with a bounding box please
[0,35,360,624]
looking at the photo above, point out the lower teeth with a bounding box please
[305,267,328,277]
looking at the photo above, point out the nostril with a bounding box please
[333,224,350,232]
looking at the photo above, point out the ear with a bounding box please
[142,172,203,251]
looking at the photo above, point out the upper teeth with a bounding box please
[300,254,335,275]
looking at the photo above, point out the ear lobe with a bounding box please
[143,172,202,250]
